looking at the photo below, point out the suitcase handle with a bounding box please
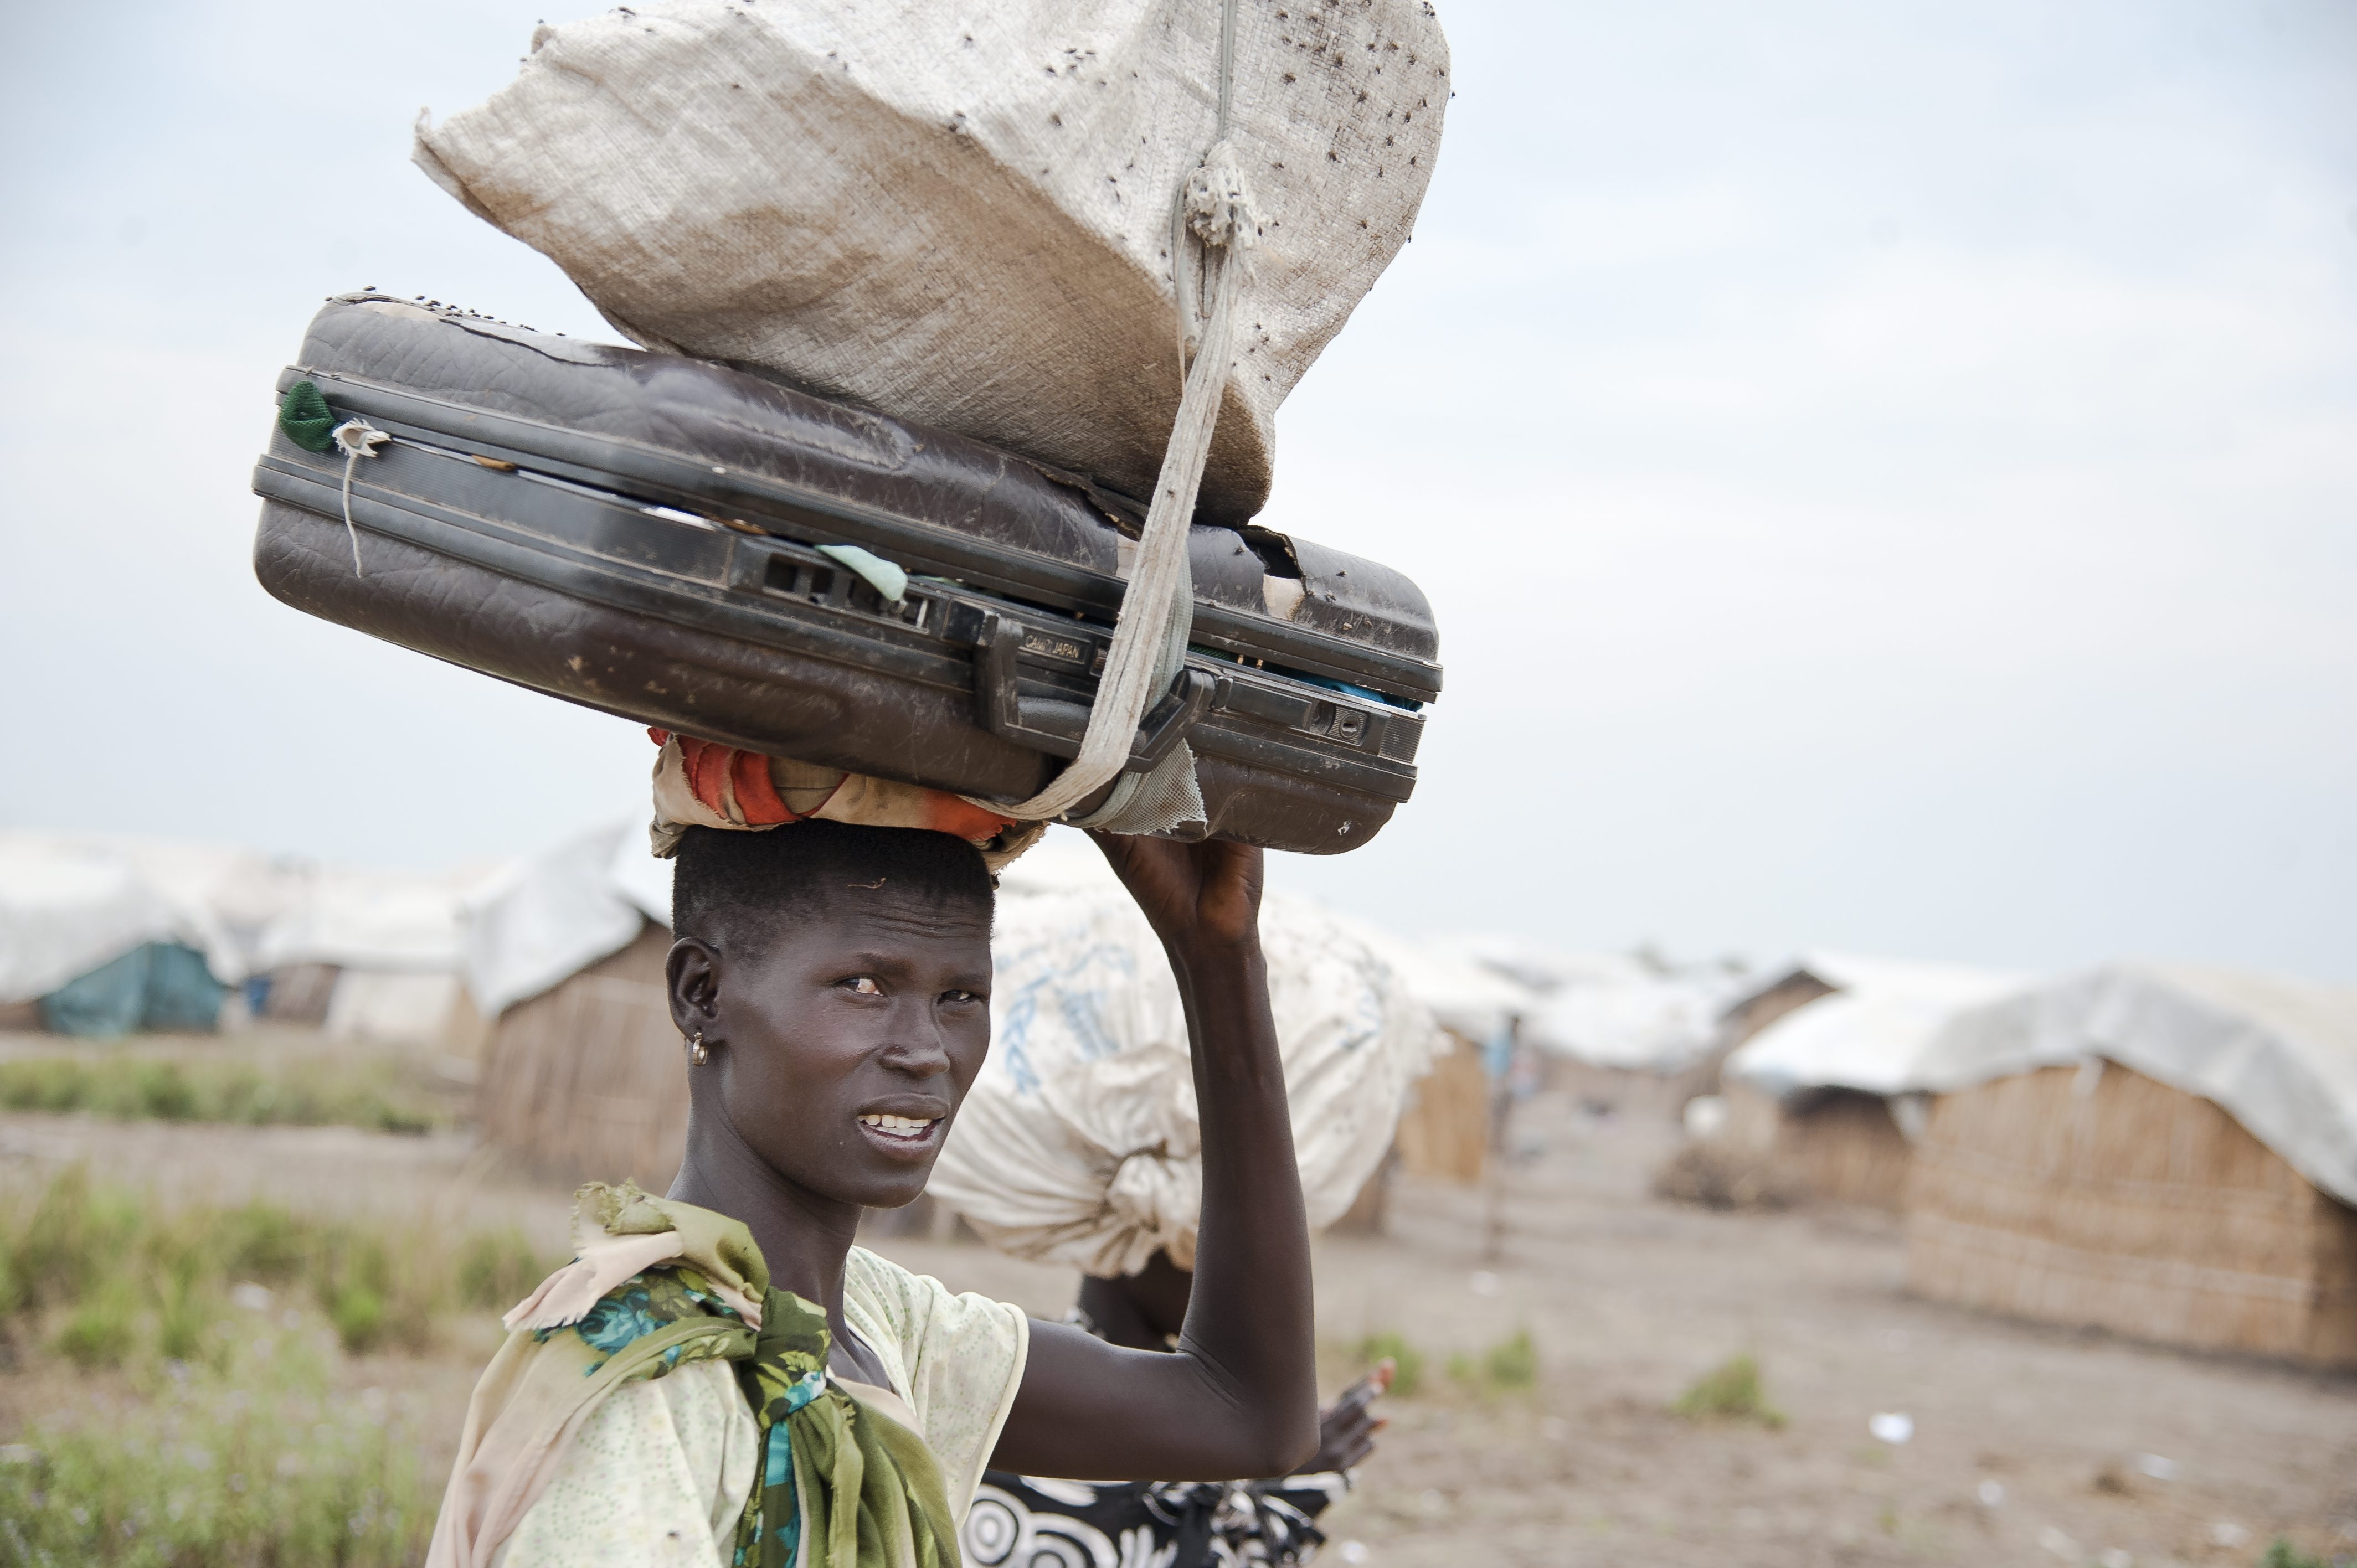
[974,612,1211,771]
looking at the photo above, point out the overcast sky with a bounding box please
[3,1,2351,979]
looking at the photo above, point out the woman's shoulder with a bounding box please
[843,1246,1028,1346]
[841,1247,1031,1520]
[842,1244,928,1329]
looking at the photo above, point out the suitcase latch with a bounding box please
[972,611,1210,771]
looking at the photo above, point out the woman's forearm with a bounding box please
[1167,937,1319,1475]
[986,835,1316,1481]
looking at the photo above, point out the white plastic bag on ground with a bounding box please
[414,0,1449,524]
[927,884,1441,1276]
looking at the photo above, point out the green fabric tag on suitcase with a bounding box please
[278,380,337,452]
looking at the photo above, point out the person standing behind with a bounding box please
[966,1250,1392,1568]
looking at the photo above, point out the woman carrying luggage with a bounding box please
[426,811,1319,1568]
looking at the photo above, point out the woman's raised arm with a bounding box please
[984,834,1319,1481]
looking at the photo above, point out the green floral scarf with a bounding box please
[438,1183,958,1568]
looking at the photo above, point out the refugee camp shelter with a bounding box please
[255,861,496,1049]
[1715,960,1841,1060]
[1628,950,1845,1112]
[467,822,682,1184]
[1511,950,1743,1119]
[1694,951,1955,1084]
[1904,965,2357,1367]
[1669,956,2024,1210]
[0,833,264,1035]
[1331,927,1536,1185]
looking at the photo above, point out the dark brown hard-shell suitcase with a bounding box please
[250,295,1440,852]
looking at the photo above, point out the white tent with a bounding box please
[1421,936,1747,1072]
[1660,955,2034,1209]
[1441,936,1653,998]
[0,832,267,1002]
[1916,964,2357,1208]
[1527,976,1732,1072]
[465,823,673,1018]
[1726,956,2029,1100]
[256,863,495,974]
[255,859,509,1046]
[1338,929,1538,1046]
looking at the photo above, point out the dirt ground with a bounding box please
[4,1090,2351,1567]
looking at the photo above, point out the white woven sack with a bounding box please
[925,887,1442,1277]
[414,0,1449,525]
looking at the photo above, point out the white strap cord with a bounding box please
[331,419,392,576]
[980,0,1255,827]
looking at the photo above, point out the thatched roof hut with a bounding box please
[1661,957,2023,1210]
[477,918,688,1186]
[1665,951,1962,1115]
[1903,964,2357,1366]
[1392,1029,1493,1184]
[1513,952,1735,1120]
[465,823,685,1184]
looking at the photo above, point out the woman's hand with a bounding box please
[1087,832,1263,960]
[1306,1360,1393,1474]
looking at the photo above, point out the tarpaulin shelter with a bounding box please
[1310,929,1536,1184]
[1665,955,2026,1210]
[0,834,272,1036]
[467,822,685,1185]
[257,861,503,1048]
[1466,945,1748,1120]
[1902,964,2357,1366]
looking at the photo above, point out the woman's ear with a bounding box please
[666,937,723,1039]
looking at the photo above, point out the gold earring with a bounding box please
[686,1030,711,1066]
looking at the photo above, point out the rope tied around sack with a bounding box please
[975,0,1258,833]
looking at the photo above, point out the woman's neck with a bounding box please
[667,1108,871,1369]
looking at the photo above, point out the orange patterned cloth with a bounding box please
[647,730,1042,870]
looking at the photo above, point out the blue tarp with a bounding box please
[39,943,225,1038]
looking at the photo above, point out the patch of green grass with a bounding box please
[217,1197,312,1286]
[55,1280,138,1370]
[1352,1331,1427,1397]
[0,1339,430,1565]
[456,1227,545,1312]
[156,1256,214,1364]
[1444,1329,1541,1395]
[0,1166,557,1356]
[0,1168,561,1564]
[2259,1537,2353,1568]
[0,1053,442,1134]
[1673,1352,1787,1430]
[1484,1328,1538,1390]
[19,1167,132,1312]
[331,1285,389,1355]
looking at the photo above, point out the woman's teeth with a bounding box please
[860,1114,936,1135]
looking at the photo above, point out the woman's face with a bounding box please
[673,884,994,1211]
